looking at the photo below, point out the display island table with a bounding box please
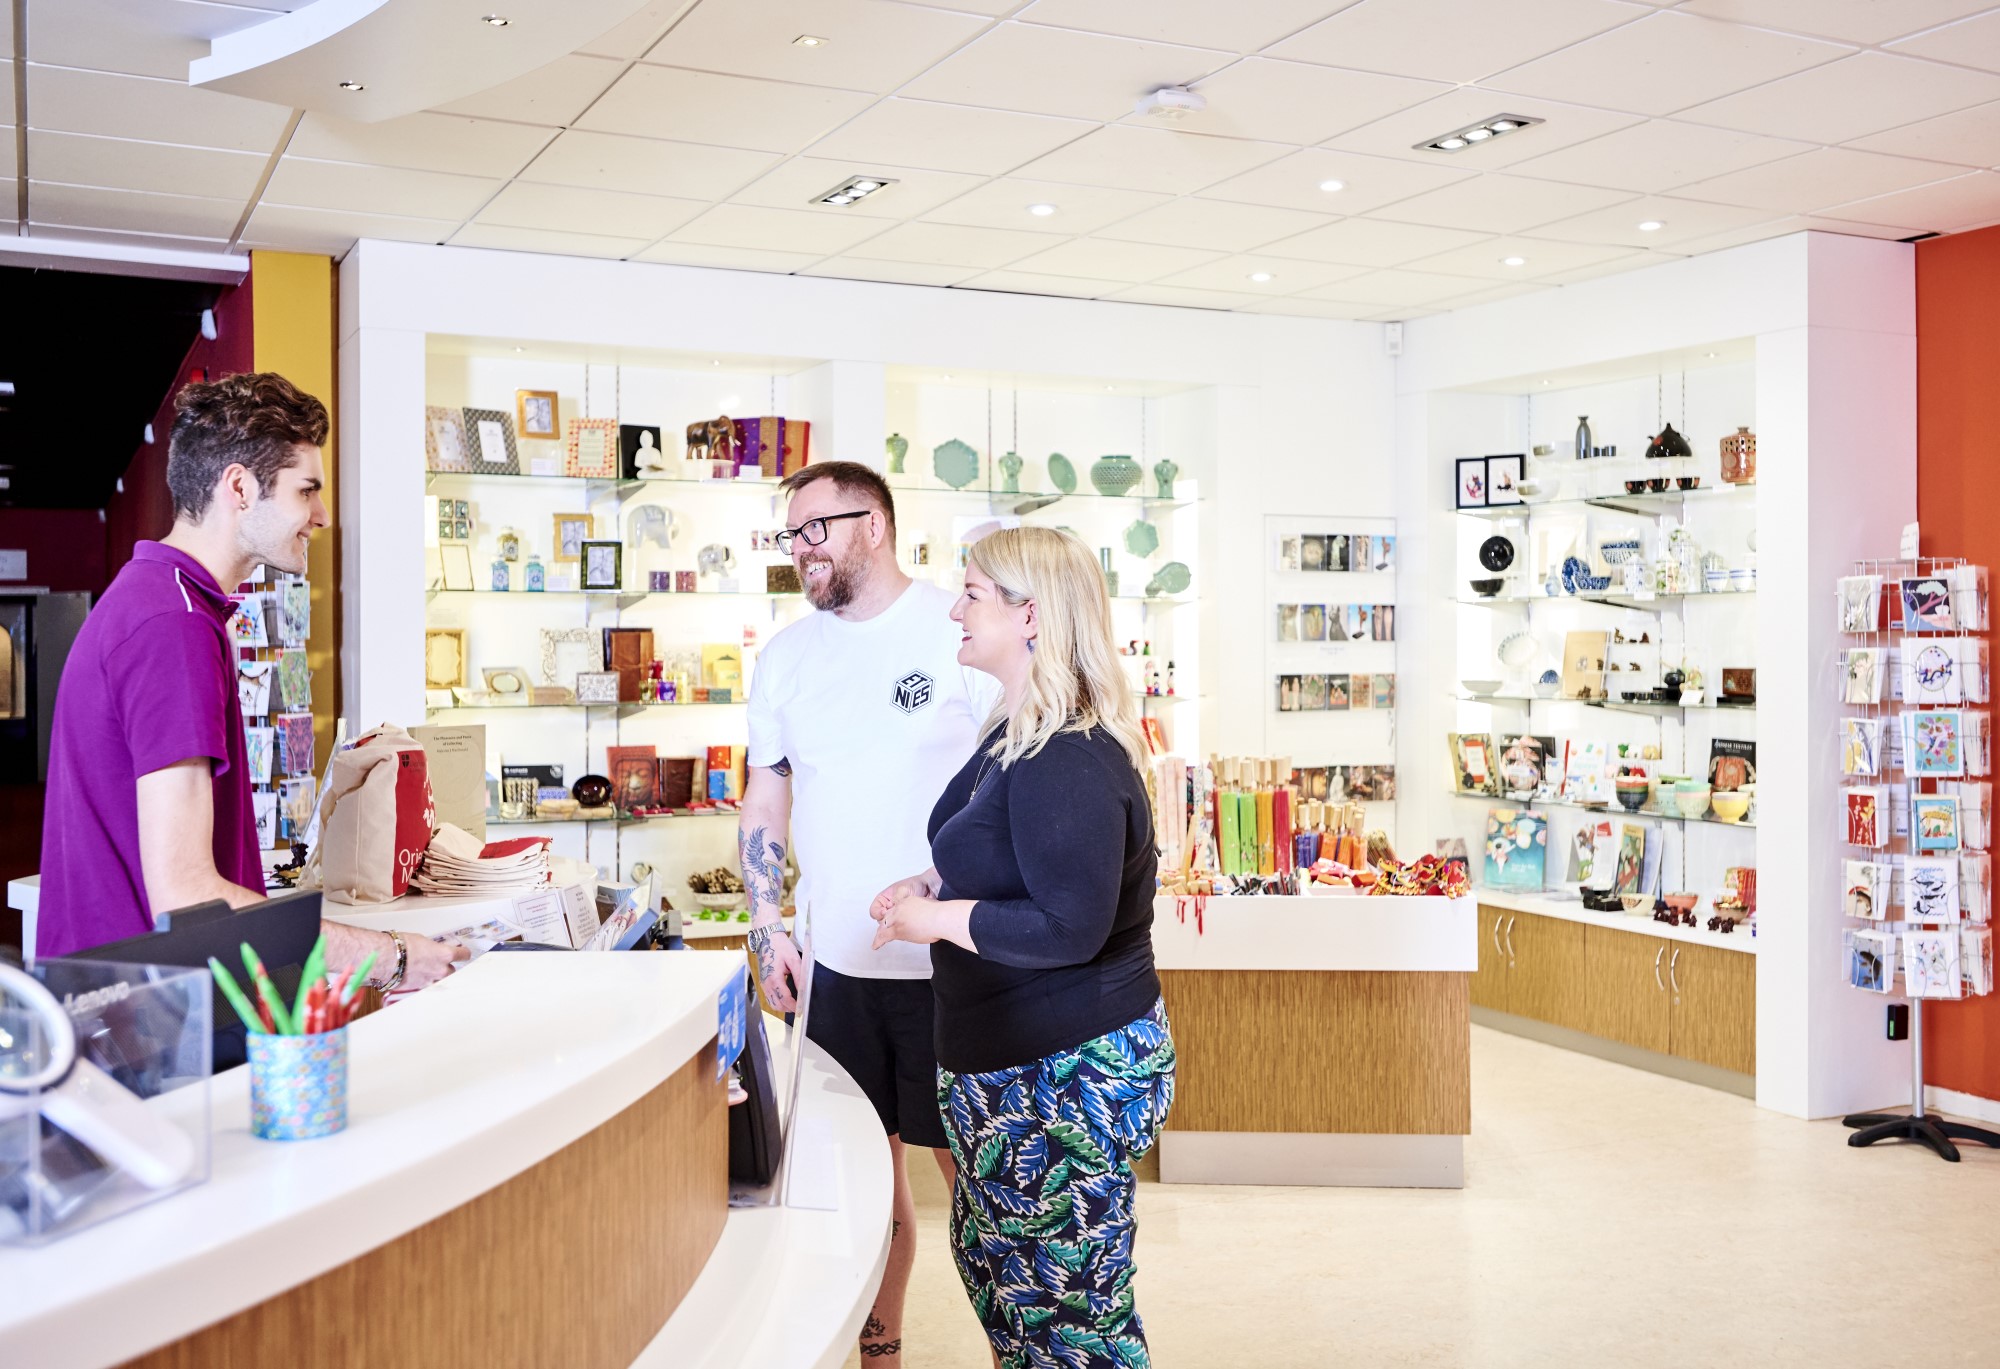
[1151,893,1476,1188]
[0,950,891,1369]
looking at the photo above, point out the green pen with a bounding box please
[339,951,379,1006]
[241,943,295,1035]
[292,934,328,1032]
[207,957,267,1034]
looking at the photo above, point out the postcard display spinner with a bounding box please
[1836,557,2000,1163]
[229,569,317,855]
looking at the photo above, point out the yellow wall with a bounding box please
[251,252,339,774]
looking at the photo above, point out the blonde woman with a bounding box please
[870,526,1174,1369]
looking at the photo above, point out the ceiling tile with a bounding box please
[25,0,271,81]
[1012,125,1290,194]
[448,223,655,259]
[0,131,15,184]
[732,156,985,217]
[1323,88,1644,170]
[1368,174,1635,234]
[1659,214,1902,257]
[1261,216,1491,266]
[28,181,242,238]
[888,0,1016,13]
[834,220,1053,267]
[1482,10,1852,117]
[578,65,875,153]
[478,181,707,240]
[628,242,824,272]
[1365,307,1439,321]
[1678,0,1995,46]
[27,130,264,200]
[1889,10,2000,73]
[1194,147,1473,215]
[1153,253,1368,293]
[1164,58,1448,145]
[664,201,894,254]
[1506,120,1813,194]
[1815,170,2000,232]
[800,258,988,286]
[920,178,1171,235]
[518,130,780,199]
[1018,0,1349,52]
[899,22,1232,122]
[1535,250,1688,285]
[954,269,1113,299]
[1304,268,1489,306]
[27,66,291,153]
[1240,296,1384,319]
[1099,198,1333,252]
[1430,280,1552,310]
[1102,283,1268,310]
[1402,235,1640,281]
[1674,148,1967,214]
[23,224,227,252]
[1005,236,1224,282]
[265,158,503,222]
[241,205,460,255]
[643,0,990,93]
[1678,52,2000,144]
[1525,194,1778,248]
[1272,0,1640,84]
[1847,101,2000,168]
[577,0,704,58]
[287,112,554,179]
[432,54,627,126]
[806,99,1094,176]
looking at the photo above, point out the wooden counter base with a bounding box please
[121,1039,728,1369]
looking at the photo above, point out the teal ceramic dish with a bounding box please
[932,438,979,490]
[1046,452,1077,494]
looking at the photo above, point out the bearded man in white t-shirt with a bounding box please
[740,460,1000,1367]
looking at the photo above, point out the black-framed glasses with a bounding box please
[776,510,869,554]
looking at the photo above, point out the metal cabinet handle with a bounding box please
[1503,916,1516,965]
[1653,947,1665,990]
[1492,914,1504,959]
[1669,947,1682,997]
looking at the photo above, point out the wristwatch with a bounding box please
[375,931,409,993]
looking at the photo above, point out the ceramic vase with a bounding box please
[885,432,908,475]
[1574,415,1593,462]
[1152,459,1179,500]
[490,559,510,592]
[1720,426,1756,485]
[1089,454,1143,496]
[524,555,545,592]
[999,451,1023,494]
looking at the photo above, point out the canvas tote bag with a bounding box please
[316,724,437,905]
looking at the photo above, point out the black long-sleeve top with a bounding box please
[926,725,1160,1073]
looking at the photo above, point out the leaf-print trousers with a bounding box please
[936,999,1175,1369]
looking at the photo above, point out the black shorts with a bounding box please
[806,963,949,1150]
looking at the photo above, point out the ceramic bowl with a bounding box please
[1619,893,1649,913]
[1710,791,1750,823]
[1615,780,1649,812]
[1516,479,1544,499]
[1664,892,1699,916]
[1470,577,1505,597]
[1462,679,1503,696]
[1704,570,1729,593]
[1644,477,1668,492]
[1676,476,1701,490]
[1534,680,1560,698]
[1673,786,1713,819]
[1730,568,1754,592]
[1575,574,1613,592]
[1625,479,1647,494]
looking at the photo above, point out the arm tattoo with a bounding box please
[739,824,787,919]
[770,755,793,777]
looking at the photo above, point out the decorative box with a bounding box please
[675,570,698,593]
[649,570,673,592]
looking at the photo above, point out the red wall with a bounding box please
[0,509,108,595]
[1915,224,2000,1101]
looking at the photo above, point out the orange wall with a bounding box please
[1915,224,2000,1101]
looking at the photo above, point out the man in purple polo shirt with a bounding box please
[39,371,458,993]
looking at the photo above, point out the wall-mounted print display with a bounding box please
[565,417,619,479]
[580,540,622,591]
[553,513,594,563]
[463,407,519,475]
[1298,604,1326,642]
[1455,457,1487,509]
[1300,534,1327,572]
[516,389,560,440]
[425,406,471,473]
[1484,454,1525,506]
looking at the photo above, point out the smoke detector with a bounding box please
[1135,86,1205,120]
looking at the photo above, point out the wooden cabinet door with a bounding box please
[1668,943,1757,1075]
[1503,911,1587,1031]
[1471,905,1511,1012]
[1581,925,1670,1053]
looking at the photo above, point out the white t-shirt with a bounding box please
[747,580,1002,979]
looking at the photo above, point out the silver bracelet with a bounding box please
[376,931,409,993]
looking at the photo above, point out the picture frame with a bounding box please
[1485,453,1525,506]
[462,408,519,475]
[553,513,594,563]
[1455,457,1488,509]
[439,543,476,591]
[516,389,561,441]
[424,629,468,689]
[539,627,600,686]
[574,671,621,705]
[565,417,620,479]
[580,539,623,590]
[424,406,470,473]
[620,424,665,479]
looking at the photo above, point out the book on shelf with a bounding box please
[1612,823,1646,895]
[1708,738,1757,792]
[1447,732,1500,795]
[1498,734,1556,796]
[606,744,659,810]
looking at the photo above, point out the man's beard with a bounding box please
[800,548,862,611]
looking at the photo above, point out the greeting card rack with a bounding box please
[1835,555,2000,1163]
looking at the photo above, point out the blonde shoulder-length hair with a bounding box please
[967,525,1148,775]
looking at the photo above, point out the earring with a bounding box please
[1027,640,1037,653]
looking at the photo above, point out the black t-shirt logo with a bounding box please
[893,670,934,713]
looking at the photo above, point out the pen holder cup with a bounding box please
[249,1028,349,1141]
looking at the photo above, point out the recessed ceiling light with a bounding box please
[481,14,510,26]
[1437,137,1466,150]
[812,174,897,207]
[1502,256,1527,267]
[1028,202,1058,217]
[1490,120,1520,132]
[1417,113,1544,153]
[338,80,365,91]
[1638,220,1664,232]
[1541,381,1550,386]
[511,345,525,353]
[1105,385,1115,392]
[827,195,853,205]
[1464,127,1493,142]
[1318,178,1345,193]
[711,360,721,367]
[793,34,827,46]
[1705,351,1718,358]
[1247,271,1274,283]
[942,374,953,381]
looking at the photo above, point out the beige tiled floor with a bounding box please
[847,1025,2000,1367]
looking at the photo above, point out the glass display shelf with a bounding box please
[1110,594,1195,607]
[427,587,803,600]
[1456,587,1756,611]
[1449,789,1757,830]
[426,466,1204,508]
[425,699,748,712]
[489,807,737,825]
[889,483,1201,510]
[1449,692,1757,714]
[1135,692,1203,704]
[1457,484,1757,521]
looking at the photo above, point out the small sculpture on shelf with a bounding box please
[1720,426,1756,484]
[1152,459,1179,500]
[1645,423,1692,460]
[1089,454,1143,497]
[885,432,909,475]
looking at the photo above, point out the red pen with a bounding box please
[256,999,276,1033]
[325,969,352,1030]
[304,983,327,1034]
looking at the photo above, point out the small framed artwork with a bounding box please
[424,629,468,688]
[1485,453,1525,506]
[1455,457,1488,509]
[553,513,594,562]
[439,543,477,591]
[425,406,470,473]
[462,408,519,475]
[580,539,622,590]
[482,665,532,698]
[516,389,561,441]
[574,671,621,705]
[565,417,619,479]
[620,424,665,479]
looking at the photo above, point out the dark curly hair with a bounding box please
[167,372,330,521]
